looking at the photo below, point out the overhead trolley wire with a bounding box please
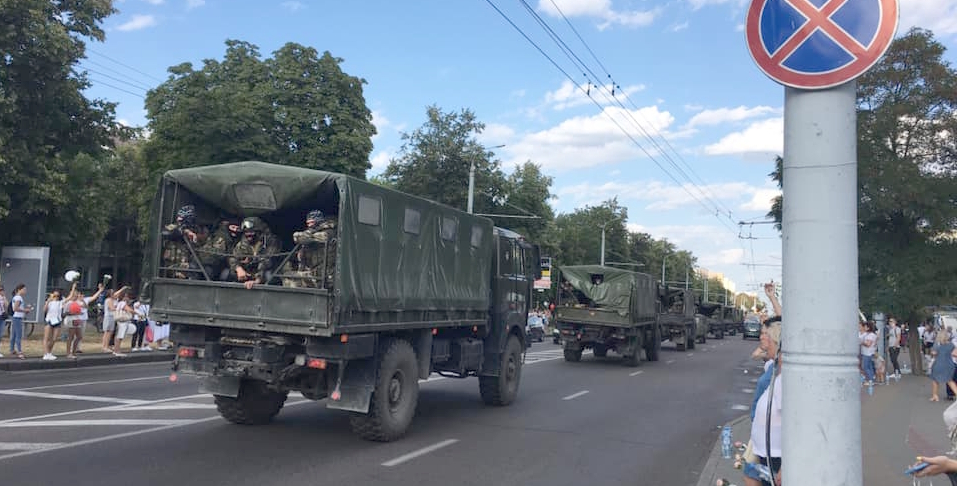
[487,0,740,235]
[513,0,739,234]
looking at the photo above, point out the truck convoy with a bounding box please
[553,265,660,367]
[658,286,700,351]
[145,161,539,442]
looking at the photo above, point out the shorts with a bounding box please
[103,314,116,332]
[46,319,62,328]
[115,322,133,340]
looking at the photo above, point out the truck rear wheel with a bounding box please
[715,329,724,339]
[644,327,661,362]
[623,337,641,367]
[214,380,288,425]
[675,333,687,351]
[479,334,523,406]
[563,348,583,362]
[687,329,696,350]
[350,339,419,442]
[592,345,608,358]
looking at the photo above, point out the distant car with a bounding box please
[526,314,545,343]
[743,318,762,340]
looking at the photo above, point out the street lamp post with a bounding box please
[467,144,505,214]
[661,256,666,286]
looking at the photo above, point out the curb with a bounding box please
[695,414,750,486]
[0,351,174,372]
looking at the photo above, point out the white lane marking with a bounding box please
[629,370,644,377]
[0,393,210,425]
[562,390,589,401]
[0,419,196,428]
[666,360,676,364]
[686,353,694,357]
[731,404,749,411]
[0,400,312,462]
[749,378,759,383]
[0,390,147,405]
[742,388,755,394]
[382,439,459,467]
[103,403,218,411]
[6,375,171,392]
[0,443,66,451]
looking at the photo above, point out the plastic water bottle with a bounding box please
[721,425,732,459]
[867,382,874,396]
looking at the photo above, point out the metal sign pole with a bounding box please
[781,82,861,485]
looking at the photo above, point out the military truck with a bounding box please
[144,162,539,442]
[657,286,698,351]
[722,305,742,336]
[553,265,660,367]
[697,302,725,339]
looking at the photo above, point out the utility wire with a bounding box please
[492,0,739,235]
[86,48,165,84]
[79,65,151,92]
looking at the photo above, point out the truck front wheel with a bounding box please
[480,335,523,406]
[214,380,287,425]
[592,344,608,358]
[350,339,419,442]
[563,348,583,362]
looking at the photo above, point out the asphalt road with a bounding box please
[0,337,760,486]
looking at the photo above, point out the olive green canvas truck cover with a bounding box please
[555,265,657,327]
[144,161,493,336]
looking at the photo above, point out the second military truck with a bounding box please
[145,161,539,442]
[554,265,660,366]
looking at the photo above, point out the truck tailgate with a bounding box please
[150,279,333,336]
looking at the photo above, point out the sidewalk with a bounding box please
[0,349,173,372]
[696,371,952,486]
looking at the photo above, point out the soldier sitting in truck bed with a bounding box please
[281,209,338,289]
[196,214,241,281]
[161,205,209,279]
[228,216,282,289]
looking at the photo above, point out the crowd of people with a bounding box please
[162,205,337,290]
[0,280,169,360]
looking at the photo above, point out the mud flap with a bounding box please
[199,375,241,397]
[326,358,376,413]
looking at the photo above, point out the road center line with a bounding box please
[6,375,171,392]
[0,390,148,405]
[0,443,66,451]
[629,370,644,377]
[0,393,210,425]
[666,360,676,364]
[381,439,459,467]
[0,419,196,428]
[562,390,589,401]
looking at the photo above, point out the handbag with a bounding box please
[742,439,758,464]
[115,308,133,322]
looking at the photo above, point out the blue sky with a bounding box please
[87,0,957,303]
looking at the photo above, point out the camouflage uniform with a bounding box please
[228,218,281,285]
[161,223,208,279]
[199,220,239,280]
[282,217,338,289]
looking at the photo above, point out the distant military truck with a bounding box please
[658,286,697,351]
[697,302,725,339]
[723,305,743,336]
[554,265,660,367]
[145,161,539,442]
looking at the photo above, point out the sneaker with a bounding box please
[112,352,126,357]
[42,354,56,361]
[141,346,152,352]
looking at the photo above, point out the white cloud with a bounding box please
[740,188,780,212]
[672,21,690,32]
[186,0,204,9]
[281,1,305,12]
[369,150,393,175]
[686,105,777,128]
[686,0,736,10]
[116,14,157,31]
[557,180,765,211]
[544,80,646,111]
[704,117,783,157]
[506,105,675,171]
[478,123,516,147]
[144,0,164,4]
[700,248,746,267]
[371,110,391,140]
[900,0,957,35]
[537,0,660,29]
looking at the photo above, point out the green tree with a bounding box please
[768,29,957,316]
[384,106,507,214]
[551,199,629,267]
[0,0,128,259]
[144,40,375,179]
[491,162,555,243]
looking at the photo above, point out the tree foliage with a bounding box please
[144,40,375,179]
[0,0,129,259]
[769,28,957,316]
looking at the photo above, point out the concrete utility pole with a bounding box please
[661,257,666,285]
[781,83,861,485]
[467,145,505,214]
